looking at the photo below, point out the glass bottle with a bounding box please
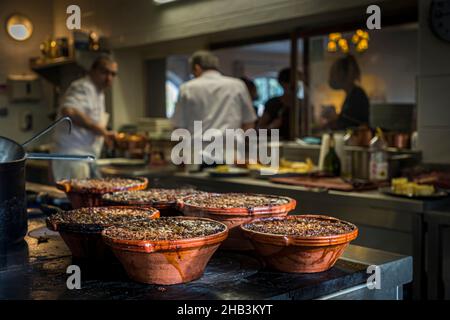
[324,133,341,177]
[369,127,389,182]
[342,129,354,179]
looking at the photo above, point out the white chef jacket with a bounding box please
[171,70,257,164]
[51,76,107,180]
[171,70,257,134]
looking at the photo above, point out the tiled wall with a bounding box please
[418,0,450,164]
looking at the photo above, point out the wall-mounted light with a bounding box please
[352,29,370,53]
[6,14,33,41]
[327,29,369,54]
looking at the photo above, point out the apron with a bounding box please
[51,112,110,181]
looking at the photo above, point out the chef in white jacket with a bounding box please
[171,50,257,167]
[52,55,117,180]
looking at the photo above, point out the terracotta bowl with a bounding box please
[102,188,201,217]
[56,177,148,209]
[179,193,296,251]
[46,206,160,262]
[241,215,358,273]
[102,217,228,285]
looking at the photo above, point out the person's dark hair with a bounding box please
[90,54,116,71]
[277,68,303,85]
[334,54,361,82]
[240,77,256,90]
[278,68,291,84]
[189,50,219,71]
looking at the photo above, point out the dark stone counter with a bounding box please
[0,217,412,300]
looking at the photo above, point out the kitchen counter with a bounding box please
[165,172,450,299]
[23,174,448,299]
[0,217,412,300]
[172,172,449,213]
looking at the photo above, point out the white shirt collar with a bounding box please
[200,70,221,78]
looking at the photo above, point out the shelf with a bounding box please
[29,50,106,86]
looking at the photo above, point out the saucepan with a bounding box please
[0,117,94,249]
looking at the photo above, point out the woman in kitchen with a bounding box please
[325,54,370,130]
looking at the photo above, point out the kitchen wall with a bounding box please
[111,49,146,130]
[215,46,294,79]
[0,0,54,144]
[418,0,450,164]
[166,47,292,80]
[50,0,399,131]
[52,0,390,49]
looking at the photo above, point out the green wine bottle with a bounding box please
[324,133,341,177]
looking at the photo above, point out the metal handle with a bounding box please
[26,153,95,162]
[22,116,72,147]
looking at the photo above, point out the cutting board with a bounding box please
[269,176,379,192]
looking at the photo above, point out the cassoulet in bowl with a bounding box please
[179,193,296,250]
[56,177,148,209]
[46,206,160,261]
[102,216,228,285]
[241,215,358,273]
[102,188,201,216]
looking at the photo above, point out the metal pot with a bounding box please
[343,146,421,181]
[344,146,370,180]
[0,117,94,248]
[385,132,411,150]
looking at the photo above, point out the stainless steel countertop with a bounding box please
[173,172,450,213]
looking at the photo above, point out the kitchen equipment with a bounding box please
[370,103,415,150]
[102,217,228,285]
[102,188,200,217]
[353,126,373,147]
[344,146,371,180]
[56,177,148,209]
[343,146,421,181]
[241,215,358,273]
[385,132,411,149]
[179,193,296,251]
[0,117,94,248]
[46,206,160,262]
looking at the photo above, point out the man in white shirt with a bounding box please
[171,50,257,166]
[52,55,117,180]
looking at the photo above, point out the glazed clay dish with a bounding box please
[47,206,160,261]
[179,193,296,250]
[56,177,148,208]
[102,188,201,216]
[241,215,358,273]
[102,216,228,285]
